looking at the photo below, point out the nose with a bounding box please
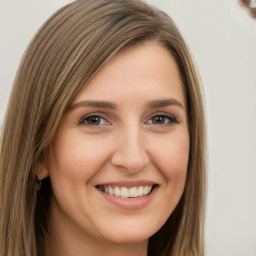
[111,126,149,174]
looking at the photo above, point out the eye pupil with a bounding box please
[152,116,165,124]
[87,116,100,125]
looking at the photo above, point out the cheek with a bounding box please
[147,131,189,229]
[150,131,189,183]
[49,132,113,181]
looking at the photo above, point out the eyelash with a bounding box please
[79,114,109,126]
[147,113,178,125]
[79,113,178,127]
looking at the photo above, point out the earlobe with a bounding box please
[36,162,49,180]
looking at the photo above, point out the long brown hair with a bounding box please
[0,1,206,255]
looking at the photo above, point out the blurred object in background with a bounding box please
[239,0,256,18]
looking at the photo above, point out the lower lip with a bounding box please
[97,187,158,210]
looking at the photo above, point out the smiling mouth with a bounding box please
[96,185,157,198]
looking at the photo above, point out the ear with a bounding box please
[36,162,49,180]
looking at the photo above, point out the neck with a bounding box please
[46,238,148,256]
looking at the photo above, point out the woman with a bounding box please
[0,0,206,255]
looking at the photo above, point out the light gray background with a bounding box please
[0,1,256,255]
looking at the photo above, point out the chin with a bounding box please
[107,234,150,245]
[99,225,158,245]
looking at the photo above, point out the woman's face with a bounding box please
[40,43,189,247]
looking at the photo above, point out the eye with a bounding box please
[80,115,109,126]
[148,114,178,125]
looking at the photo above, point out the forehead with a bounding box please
[73,42,186,106]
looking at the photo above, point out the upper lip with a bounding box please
[96,180,158,188]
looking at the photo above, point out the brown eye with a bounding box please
[149,114,178,125]
[152,115,166,124]
[81,115,108,126]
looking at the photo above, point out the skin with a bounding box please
[38,42,190,256]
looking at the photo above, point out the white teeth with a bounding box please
[129,187,138,198]
[114,187,120,196]
[108,186,114,195]
[143,186,147,194]
[138,186,144,197]
[143,186,149,194]
[120,187,129,198]
[99,185,153,198]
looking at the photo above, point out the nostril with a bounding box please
[111,147,149,174]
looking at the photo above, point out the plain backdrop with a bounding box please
[0,1,256,255]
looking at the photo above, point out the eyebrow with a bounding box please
[145,98,185,109]
[69,100,117,110]
[69,98,184,111]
